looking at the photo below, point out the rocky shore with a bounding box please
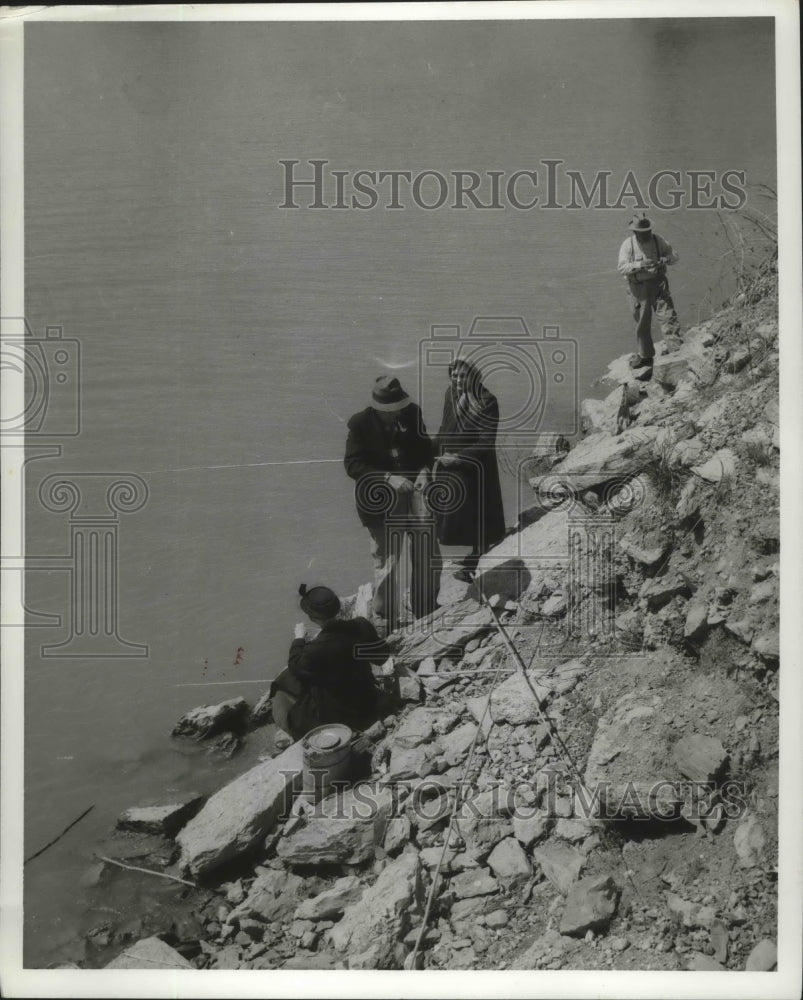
[79,256,778,973]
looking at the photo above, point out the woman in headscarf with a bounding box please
[433,359,506,581]
[269,584,390,741]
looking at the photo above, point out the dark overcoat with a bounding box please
[344,403,435,527]
[433,383,506,550]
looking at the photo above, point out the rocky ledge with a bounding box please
[82,257,778,973]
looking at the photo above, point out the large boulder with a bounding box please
[531,428,660,495]
[390,599,493,666]
[276,785,393,865]
[171,697,250,740]
[226,868,304,925]
[116,795,205,838]
[105,936,193,969]
[583,679,680,819]
[328,850,424,969]
[176,742,303,877]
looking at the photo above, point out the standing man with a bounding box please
[618,214,681,381]
[344,375,441,631]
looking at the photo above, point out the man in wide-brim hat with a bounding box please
[617,213,682,380]
[344,375,441,630]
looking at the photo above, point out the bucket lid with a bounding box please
[304,723,352,752]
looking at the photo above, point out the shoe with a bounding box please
[629,354,654,370]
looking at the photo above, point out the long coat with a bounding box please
[434,384,505,551]
[344,404,435,527]
[270,617,389,739]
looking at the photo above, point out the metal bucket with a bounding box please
[301,723,353,802]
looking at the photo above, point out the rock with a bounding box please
[709,920,729,964]
[532,427,660,495]
[669,437,706,468]
[397,674,422,703]
[417,656,456,693]
[666,892,716,929]
[329,850,423,969]
[176,742,303,877]
[725,348,751,373]
[745,938,777,971]
[541,593,567,616]
[250,691,273,727]
[392,598,492,667]
[653,354,689,389]
[227,869,304,924]
[532,843,585,895]
[485,908,509,929]
[387,741,443,781]
[559,874,620,936]
[639,572,692,610]
[753,629,779,663]
[383,815,411,854]
[619,536,668,568]
[441,722,478,766]
[486,837,530,880]
[554,817,593,843]
[273,728,293,751]
[105,936,193,969]
[691,448,738,483]
[672,734,728,784]
[490,671,550,725]
[116,795,206,838]
[171,697,249,740]
[512,810,550,849]
[396,708,437,747]
[464,694,494,740]
[733,812,766,868]
[277,786,393,865]
[684,601,709,641]
[583,685,682,819]
[450,867,499,899]
[687,952,726,971]
[294,876,364,922]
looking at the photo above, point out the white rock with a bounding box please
[691,448,737,483]
[733,812,766,868]
[277,785,393,865]
[745,938,777,971]
[441,721,479,766]
[294,876,364,921]
[105,936,193,969]
[329,850,423,969]
[486,837,531,879]
[490,671,551,725]
[512,810,550,848]
[176,742,303,877]
[532,843,585,895]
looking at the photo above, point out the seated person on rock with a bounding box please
[269,584,390,742]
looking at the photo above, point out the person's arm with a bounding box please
[656,234,679,266]
[618,237,641,275]
[344,415,381,481]
[288,636,330,687]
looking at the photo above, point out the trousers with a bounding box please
[627,275,680,358]
[363,489,440,629]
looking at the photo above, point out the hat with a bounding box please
[371,375,411,412]
[628,214,652,233]
[299,583,341,620]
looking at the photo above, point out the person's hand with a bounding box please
[439,453,462,468]
[293,623,306,640]
[413,469,430,491]
[388,474,414,494]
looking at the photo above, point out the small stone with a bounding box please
[733,812,766,868]
[709,920,728,964]
[512,810,549,849]
[486,837,531,880]
[686,952,725,971]
[450,868,499,899]
[484,909,509,929]
[609,936,629,952]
